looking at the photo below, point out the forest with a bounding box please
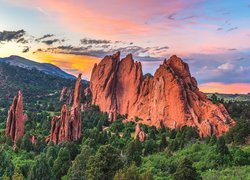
[0,88,249,180]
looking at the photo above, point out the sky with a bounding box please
[0,0,250,94]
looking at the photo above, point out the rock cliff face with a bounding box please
[47,74,82,144]
[90,53,235,137]
[5,91,27,145]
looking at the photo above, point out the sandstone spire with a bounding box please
[47,74,82,144]
[90,53,235,137]
[5,91,27,145]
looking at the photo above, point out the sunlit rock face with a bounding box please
[47,74,82,144]
[5,91,27,145]
[90,52,235,137]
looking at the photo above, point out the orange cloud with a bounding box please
[199,82,250,94]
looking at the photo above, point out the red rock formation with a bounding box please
[60,86,73,105]
[90,53,235,137]
[5,91,27,145]
[47,74,82,144]
[134,123,147,142]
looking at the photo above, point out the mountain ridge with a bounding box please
[0,55,76,79]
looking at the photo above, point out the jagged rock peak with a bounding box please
[90,53,235,137]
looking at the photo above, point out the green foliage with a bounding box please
[224,119,250,145]
[113,162,139,180]
[28,154,54,180]
[0,147,14,178]
[216,136,229,156]
[52,147,71,179]
[173,158,201,180]
[12,168,24,180]
[202,166,250,180]
[86,145,123,180]
[67,145,93,180]
[125,139,142,166]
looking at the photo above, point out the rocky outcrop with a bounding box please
[59,86,73,105]
[5,91,27,145]
[47,74,82,144]
[134,123,147,142]
[90,53,235,137]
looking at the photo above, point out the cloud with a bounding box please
[80,38,111,44]
[35,34,54,42]
[217,62,234,71]
[216,27,223,31]
[42,39,62,45]
[0,29,27,43]
[22,46,30,53]
[227,27,238,32]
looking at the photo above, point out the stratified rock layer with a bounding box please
[5,91,27,145]
[90,53,235,137]
[48,74,82,144]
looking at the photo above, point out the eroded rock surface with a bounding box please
[90,53,235,137]
[48,74,82,144]
[5,91,27,145]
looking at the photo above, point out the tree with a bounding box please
[67,146,93,180]
[173,158,201,180]
[28,154,54,180]
[216,136,229,156]
[160,134,168,151]
[211,94,218,104]
[12,168,24,180]
[20,133,33,151]
[86,145,123,180]
[232,148,249,166]
[46,145,57,167]
[53,147,71,179]
[209,134,217,146]
[0,148,14,178]
[144,139,157,156]
[114,162,139,180]
[125,141,142,166]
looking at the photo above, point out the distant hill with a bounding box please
[0,55,76,79]
[206,93,250,102]
[0,62,75,106]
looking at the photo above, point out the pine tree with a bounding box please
[67,146,93,180]
[28,154,54,180]
[173,158,200,180]
[53,147,71,179]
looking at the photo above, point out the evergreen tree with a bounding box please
[86,145,123,180]
[216,136,229,155]
[67,146,93,180]
[173,158,200,180]
[209,134,217,146]
[126,141,141,166]
[28,154,54,180]
[53,147,71,179]
[20,133,33,151]
[113,162,139,180]
[160,134,168,150]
